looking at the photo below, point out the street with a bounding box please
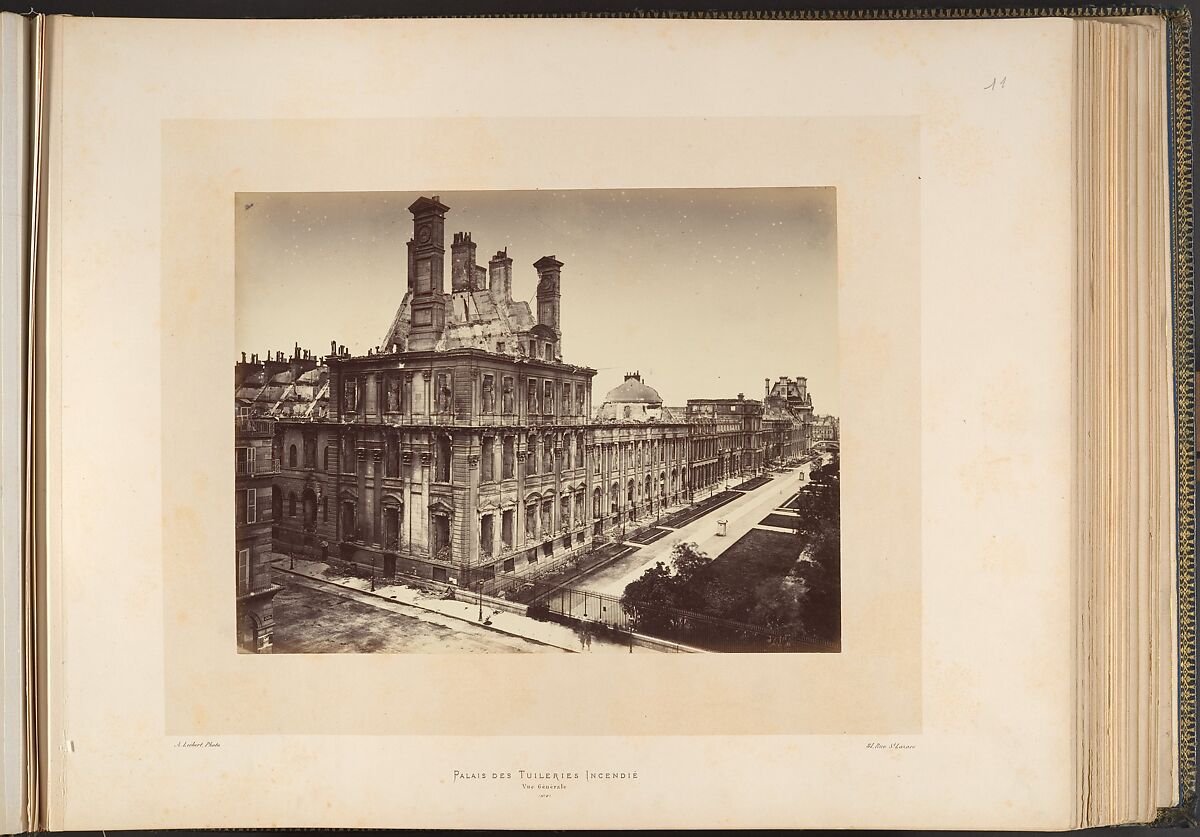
[563,458,824,610]
[272,572,566,654]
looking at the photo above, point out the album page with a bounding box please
[38,15,1081,830]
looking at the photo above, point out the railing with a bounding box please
[236,457,280,477]
[510,578,838,653]
[235,417,275,435]
[341,413,591,428]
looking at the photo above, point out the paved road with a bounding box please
[566,460,823,606]
[272,573,565,654]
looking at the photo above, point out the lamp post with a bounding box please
[477,580,484,622]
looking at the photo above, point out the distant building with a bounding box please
[762,376,814,465]
[592,372,690,528]
[595,371,664,422]
[811,414,840,445]
[685,395,764,484]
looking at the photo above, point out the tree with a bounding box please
[621,561,677,634]
[671,542,711,581]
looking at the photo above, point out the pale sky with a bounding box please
[235,188,839,414]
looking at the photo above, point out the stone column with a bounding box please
[417,450,431,554]
[355,447,368,541]
[371,448,383,545]
[401,448,414,551]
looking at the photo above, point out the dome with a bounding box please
[604,372,662,405]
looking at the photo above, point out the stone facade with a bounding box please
[811,414,840,445]
[762,375,813,466]
[247,195,834,591]
[685,395,766,484]
[234,412,283,651]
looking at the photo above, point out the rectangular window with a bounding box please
[562,382,571,415]
[386,375,401,412]
[387,440,400,478]
[480,514,494,558]
[496,341,505,353]
[237,548,251,592]
[481,436,494,482]
[245,488,257,524]
[576,385,586,416]
[543,380,554,415]
[344,378,357,413]
[435,372,451,414]
[503,557,515,573]
[501,376,514,413]
[236,446,253,476]
[435,436,451,483]
[501,509,514,549]
[502,437,515,480]
[527,379,539,414]
[481,374,496,413]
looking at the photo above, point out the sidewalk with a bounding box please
[272,556,658,654]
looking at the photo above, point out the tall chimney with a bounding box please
[451,232,477,293]
[489,249,513,301]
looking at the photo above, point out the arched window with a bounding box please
[288,444,298,468]
[593,488,602,517]
[323,445,332,471]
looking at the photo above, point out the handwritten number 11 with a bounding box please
[984,76,1007,91]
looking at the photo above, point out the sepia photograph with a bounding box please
[233,188,840,655]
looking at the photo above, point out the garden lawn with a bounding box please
[759,513,803,530]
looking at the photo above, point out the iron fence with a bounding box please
[511,577,838,653]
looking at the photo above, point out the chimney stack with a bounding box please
[488,249,513,302]
[451,231,477,293]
